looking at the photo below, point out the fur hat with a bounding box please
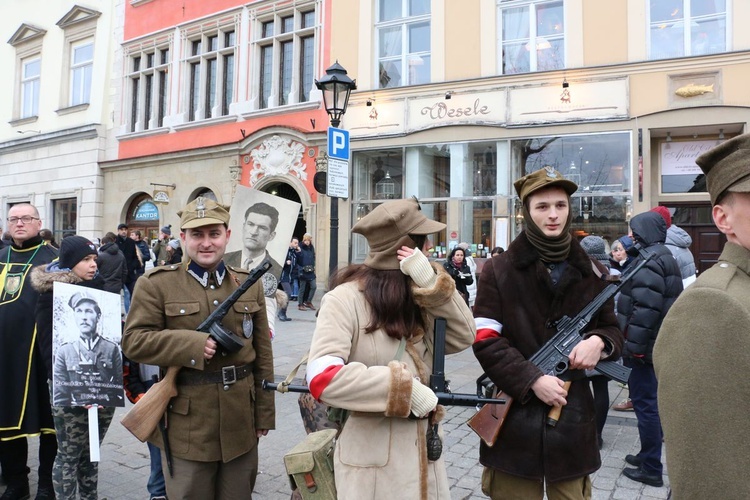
[59,236,97,270]
[514,166,578,203]
[351,198,445,270]
[695,133,750,204]
[580,235,610,267]
[650,206,672,229]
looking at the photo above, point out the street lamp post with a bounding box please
[315,62,357,277]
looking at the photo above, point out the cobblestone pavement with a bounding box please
[12,293,670,499]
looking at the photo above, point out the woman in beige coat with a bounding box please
[306,198,475,500]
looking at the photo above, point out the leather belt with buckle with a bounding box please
[176,364,252,387]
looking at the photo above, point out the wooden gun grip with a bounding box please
[546,381,572,427]
[467,391,513,447]
[121,366,180,442]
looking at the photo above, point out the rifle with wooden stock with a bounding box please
[468,250,652,447]
[120,260,272,443]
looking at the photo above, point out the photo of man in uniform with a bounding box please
[53,291,123,407]
[224,202,283,278]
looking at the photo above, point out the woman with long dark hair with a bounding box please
[305,198,475,499]
[442,247,473,305]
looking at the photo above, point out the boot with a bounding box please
[0,481,30,500]
[277,307,291,322]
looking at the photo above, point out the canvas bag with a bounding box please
[284,429,337,500]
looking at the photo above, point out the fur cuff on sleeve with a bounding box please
[411,264,456,309]
[385,361,413,418]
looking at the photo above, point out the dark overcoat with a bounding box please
[473,233,622,482]
[655,242,750,499]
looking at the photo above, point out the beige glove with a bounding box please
[399,249,437,288]
[410,379,438,418]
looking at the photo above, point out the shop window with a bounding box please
[459,200,494,258]
[186,27,237,121]
[376,0,431,88]
[352,151,405,201]
[648,0,727,60]
[498,0,565,75]
[511,132,631,242]
[128,45,170,132]
[53,198,77,242]
[255,5,316,109]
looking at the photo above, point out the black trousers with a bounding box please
[0,433,57,488]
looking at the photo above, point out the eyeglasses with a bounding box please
[7,216,40,225]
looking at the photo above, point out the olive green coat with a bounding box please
[654,242,750,499]
[122,262,275,463]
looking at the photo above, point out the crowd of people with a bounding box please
[2,132,748,499]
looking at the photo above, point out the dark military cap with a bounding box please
[695,133,750,205]
[514,166,578,203]
[178,196,230,229]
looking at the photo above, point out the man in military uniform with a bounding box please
[0,203,58,500]
[53,293,123,407]
[224,202,283,279]
[122,197,275,499]
[654,133,750,499]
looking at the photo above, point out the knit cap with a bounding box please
[161,225,172,236]
[59,236,97,269]
[580,236,610,267]
[168,239,181,250]
[650,206,672,229]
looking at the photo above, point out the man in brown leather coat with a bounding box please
[123,197,275,499]
[473,168,623,500]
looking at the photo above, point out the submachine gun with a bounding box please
[120,260,272,444]
[263,317,505,409]
[469,249,652,446]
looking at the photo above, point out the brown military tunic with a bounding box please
[122,260,275,463]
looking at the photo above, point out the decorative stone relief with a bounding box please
[248,135,307,186]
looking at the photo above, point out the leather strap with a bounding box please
[176,364,252,386]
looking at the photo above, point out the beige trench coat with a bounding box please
[122,263,275,463]
[307,265,475,500]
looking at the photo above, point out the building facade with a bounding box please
[334,0,750,273]
[1,2,119,241]
[101,0,337,275]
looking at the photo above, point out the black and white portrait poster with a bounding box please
[225,186,301,281]
[52,282,124,408]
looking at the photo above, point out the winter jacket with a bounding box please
[442,260,473,305]
[297,242,316,280]
[473,233,623,482]
[665,225,697,281]
[306,264,475,499]
[617,212,683,363]
[98,242,128,294]
[280,247,297,283]
[116,234,139,283]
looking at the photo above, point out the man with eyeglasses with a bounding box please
[0,204,59,500]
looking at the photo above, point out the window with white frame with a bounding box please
[70,40,93,106]
[21,56,41,118]
[376,0,430,89]
[498,0,564,75]
[255,6,316,109]
[648,0,727,60]
[186,28,237,121]
[128,46,170,132]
